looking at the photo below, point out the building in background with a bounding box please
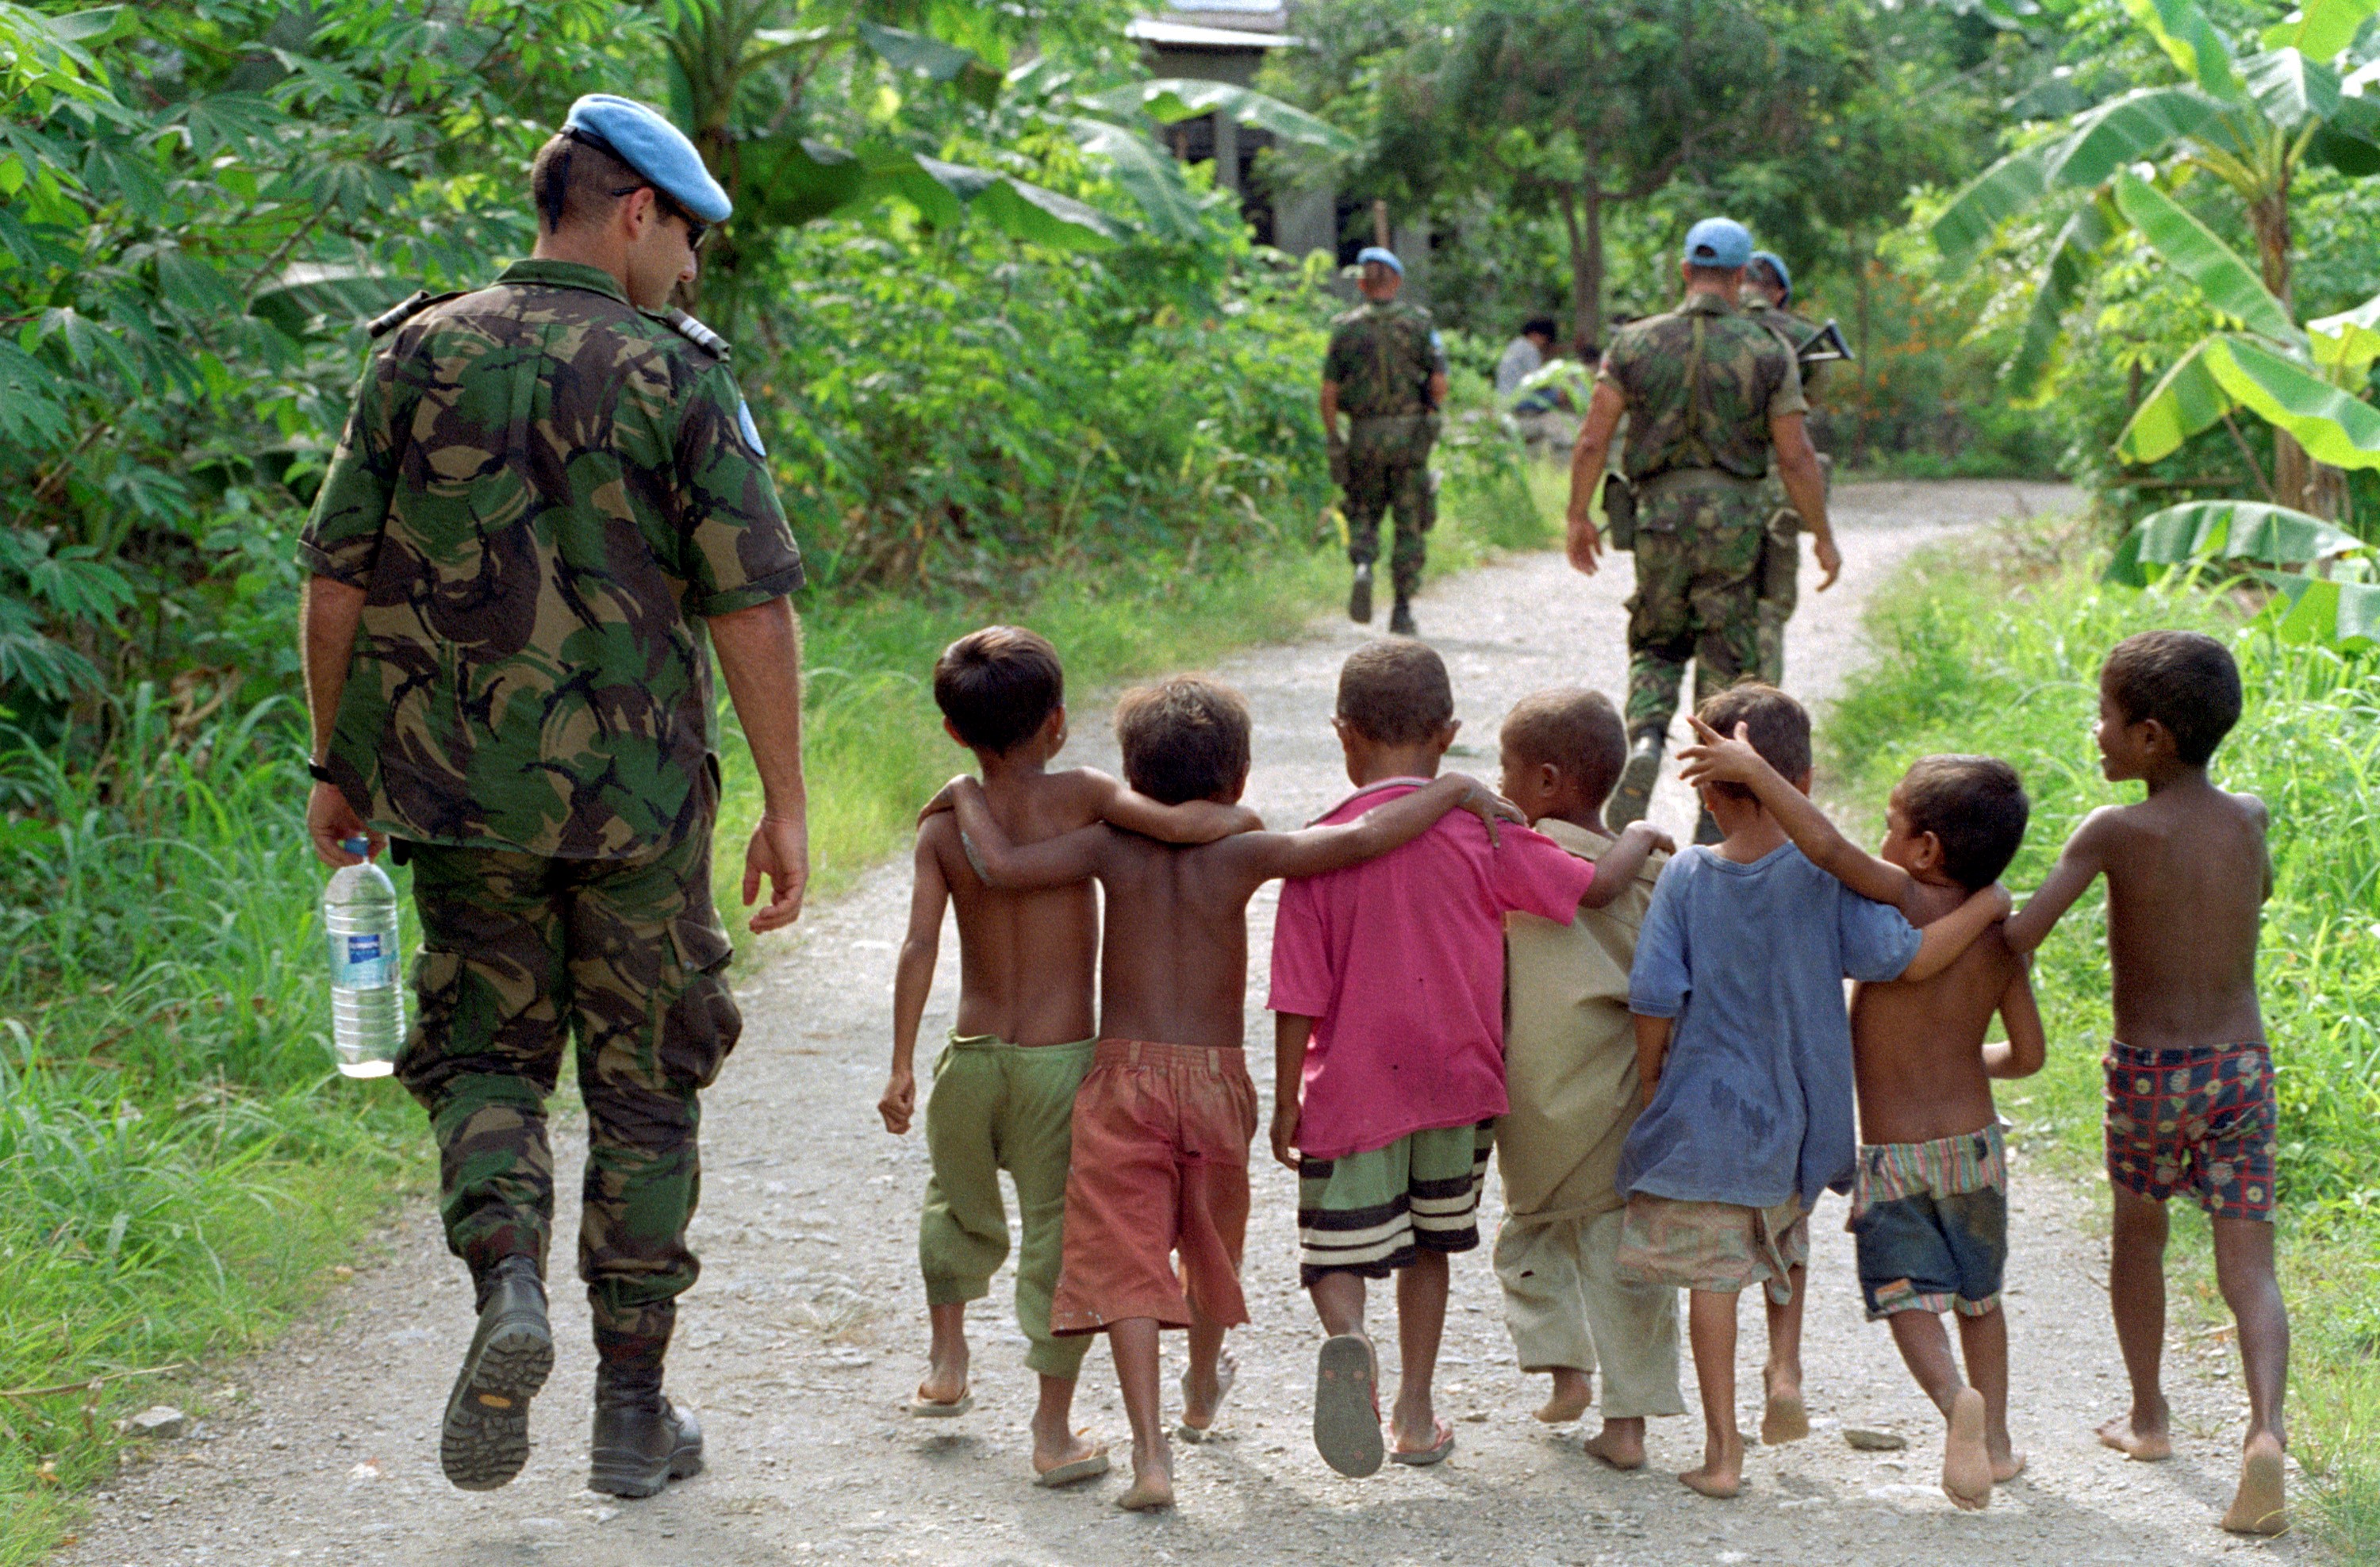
[1127,1,1429,299]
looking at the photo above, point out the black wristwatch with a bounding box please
[307,759,336,784]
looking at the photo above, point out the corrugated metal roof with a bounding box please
[1127,18,1299,48]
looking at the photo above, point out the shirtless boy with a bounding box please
[946,675,1516,1511]
[1682,722,2044,1508]
[882,628,1253,1487]
[1999,629,2289,1537]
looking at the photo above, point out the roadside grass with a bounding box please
[1821,515,2380,1557]
[0,469,1558,1564]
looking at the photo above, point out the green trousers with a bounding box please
[396,822,738,1371]
[1624,478,1768,739]
[919,1034,1096,1380]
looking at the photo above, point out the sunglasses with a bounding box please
[607,184,708,252]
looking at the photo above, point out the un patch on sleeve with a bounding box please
[736,398,767,457]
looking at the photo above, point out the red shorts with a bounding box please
[1049,1040,1259,1335]
[2103,1039,2277,1221]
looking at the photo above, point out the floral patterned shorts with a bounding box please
[2103,1039,2276,1221]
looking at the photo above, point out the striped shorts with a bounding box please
[1296,1121,1495,1287]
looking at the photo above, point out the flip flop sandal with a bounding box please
[1033,1442,1111,1488]
[906,1390,973,1418]
[1391,1418,1457,1467]
[1312,1335,1384,1478]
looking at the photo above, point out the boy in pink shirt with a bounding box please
[1269,641,1670,1477]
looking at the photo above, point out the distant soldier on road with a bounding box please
[1562,218,1841,835]
[1321,246,1449,638]
[1744,249,1833,686]
[298,94,809,1501]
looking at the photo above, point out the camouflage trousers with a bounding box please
[1343,417,1437,601]
[394,820,740,1371]
[1624,478,1768,740]
[1753,452,1831,686]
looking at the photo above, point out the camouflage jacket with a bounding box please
[299,259,805,859]
[1751,303,1829,403]
[1322,299,1449,418]
[1597,291,1806,484]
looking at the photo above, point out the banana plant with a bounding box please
[2106,496,2379,650]
[1929,0,2380,509]
[2110,171,2380,501]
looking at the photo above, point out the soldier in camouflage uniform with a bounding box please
[298,95,810,1501]
[1561,219,1841,836]
[1745,250,1833,686]
[1321,246,1449,637]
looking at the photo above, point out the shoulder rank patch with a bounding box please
[664,308,731,362]
[364,289,461,339]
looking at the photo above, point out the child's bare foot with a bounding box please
[1115,1442,1174,1511]
[1760,1366,1809,1445]
[1535,1368,1593,1424]
[1583,1417,1646,1470]
[2220,1431,2287,1536]
[1941,1388,1992,1511]
[913,1309,969,1411]
[1178,1350,1237,1440]
[1679,1429,1744,1500]
[2096,1398,2173,1461]
[1990,1443,2028,1484]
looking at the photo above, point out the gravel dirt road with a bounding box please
[63,480,2317,1566]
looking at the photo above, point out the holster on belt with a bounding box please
[1602,470,1637,551]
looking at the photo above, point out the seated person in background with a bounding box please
[1491,686,1683,1470]
[1681,721,2043,1511]
[943,675,1516,1512]
[1620,682,2010,1502]
[1496,316,1562,411]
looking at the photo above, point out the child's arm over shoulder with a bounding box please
[1983,954,2046,1080]
[882,821,954,1135]
[1238,773,1522,881]
[1074,767,1264,843]
[945,777,1107,891]
[2002,804,2121,953]
[1678,716,1917,911]
[1578,820,1675,908]
[1898,882,2014,981]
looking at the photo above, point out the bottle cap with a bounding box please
[341,836,370,856]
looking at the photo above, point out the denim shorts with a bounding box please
[1848,1125,2006,1319]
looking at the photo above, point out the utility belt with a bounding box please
[1603,466,1764,551]
[1343,411,1440,467]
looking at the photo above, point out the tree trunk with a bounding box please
[2248,179,2336,516]
[1583,183,1604,350]
[1853,244,1873,470]
[1558,186,1589,350]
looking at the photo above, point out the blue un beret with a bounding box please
[562,94,732,225]
[1356,246,1403,277]
[1683,217,1752,270]
[1749,249,1792,304]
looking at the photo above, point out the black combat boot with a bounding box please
[1608,732,1663,829]
[1388,597,1418,637]
[440,1254,553,1491]
[589,1362,705,1500]
[1349,562,1374,624]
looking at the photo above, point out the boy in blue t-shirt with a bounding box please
[1619,684,2010,1500]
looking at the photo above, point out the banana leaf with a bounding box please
[2123,0,2243,96]
[2110,173,2299,343]
[854,20,1001,109]
[2259,0,2380,60]
[2240,47,2341,126]
[2255,570,2380,650]
[2306,92,2380,175]
[2309,289,2380,377]
[738,135,1124,248]
[248,260,405,336]
[1076,79,1361,155]
[1069,117,1207,241]
[2207,336,2380,470]
[2116,337,2237,463]
[2006,194,2119,396]
[2104,499,2370,586]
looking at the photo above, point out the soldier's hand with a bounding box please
[1565,507,1603,575]
[743,808,810,933]
[1813,532,1842,591]
[305,780,382,867]
[879,1069,916,1135]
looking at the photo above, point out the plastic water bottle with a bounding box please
[323,837,404,1077]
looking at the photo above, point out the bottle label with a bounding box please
[335,931,394,989]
